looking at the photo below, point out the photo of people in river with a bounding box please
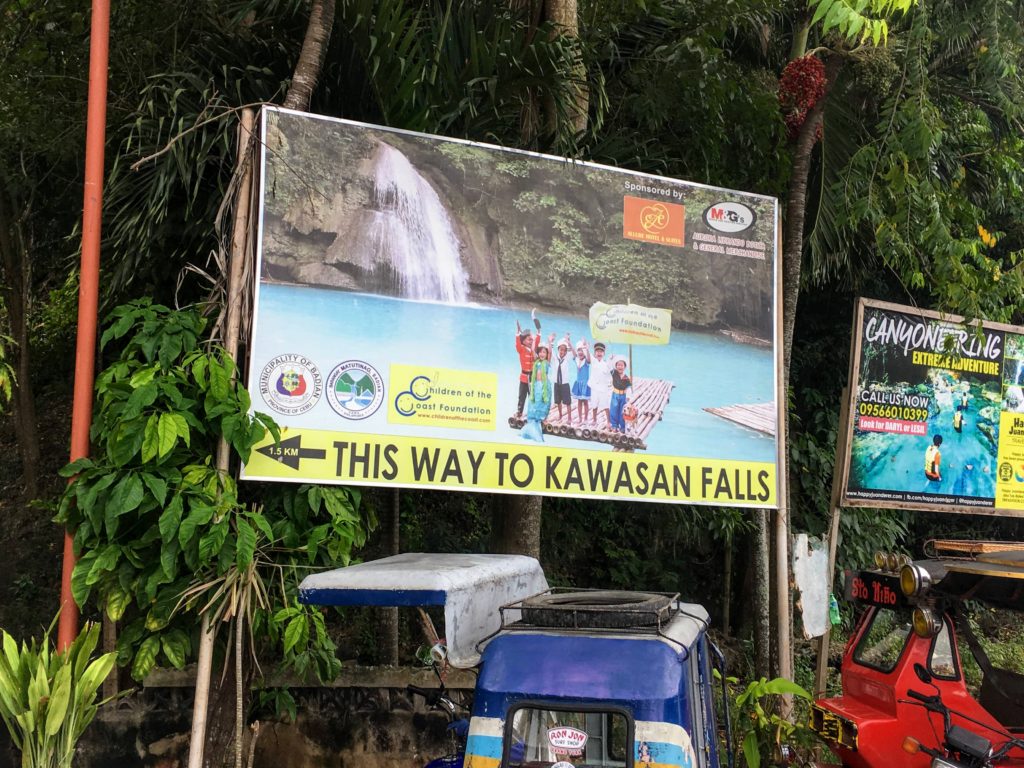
[844,301,1024,513]
[244,107,782,503]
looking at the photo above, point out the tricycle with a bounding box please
[811,540,1024,767]
[298,552,733,767]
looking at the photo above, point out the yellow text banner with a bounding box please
[590,302,672,345]
[245,428,776,507]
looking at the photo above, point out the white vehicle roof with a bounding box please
[299,553,548,668]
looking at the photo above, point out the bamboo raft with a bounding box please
[509,377,675,451]
[703,402,776,436]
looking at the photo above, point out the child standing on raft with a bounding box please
[609,359,633,433]
[522,338,553,442]
[589,342,613,427]
[572,339,591,422]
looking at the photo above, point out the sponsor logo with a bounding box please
[703,201,756,233]
[326,360,384,420]
[394,375,432,417]
[1015,464,1024,483]
[548,727,588,757]
[1000,462,1015,482]
[259,354,322,415]
[623,195,684,247]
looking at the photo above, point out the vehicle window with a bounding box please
[959,607,1024,698]
[853,607,912,672]
[929,619,958,679]
[504,706,631,767]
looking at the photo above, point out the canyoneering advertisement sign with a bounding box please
[241,107,780,507]
[841,298,1024,516]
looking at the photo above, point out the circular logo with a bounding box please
[326,361,384,420]
[259,354,322,415]
[639,203,671,234]
[703,200,757,233]
[999,462,1013,482]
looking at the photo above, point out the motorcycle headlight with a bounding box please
[912,607,943,638]
[901,563,932,597]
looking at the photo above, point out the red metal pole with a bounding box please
[58,0,111,651]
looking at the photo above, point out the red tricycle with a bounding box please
[811,540,1024,768]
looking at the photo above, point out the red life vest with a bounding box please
[516,334,537,383]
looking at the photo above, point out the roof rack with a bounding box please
[498,587,682,636]
[926,539,1024,560]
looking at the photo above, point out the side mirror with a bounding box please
[914,662,933,685]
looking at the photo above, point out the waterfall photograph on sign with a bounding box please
[244,107,781,506]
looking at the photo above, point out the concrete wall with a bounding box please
[0,677,472,768]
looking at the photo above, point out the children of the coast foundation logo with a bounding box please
[259,354,322,415]
[327,360,385,420]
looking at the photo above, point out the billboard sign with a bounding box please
[841,298,1024,516]
[242,107,780,506]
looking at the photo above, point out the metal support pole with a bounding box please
[59,0,110,651]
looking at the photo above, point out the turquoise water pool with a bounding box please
[249,284,777,463]
[849,394,998,500]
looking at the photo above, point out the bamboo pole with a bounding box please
[188,107,255,768]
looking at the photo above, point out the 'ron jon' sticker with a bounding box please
[548,726,588,756]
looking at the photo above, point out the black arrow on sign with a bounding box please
[256,435,326,471]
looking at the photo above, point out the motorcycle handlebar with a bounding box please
[407,684,457,715]
[906,689,940,706]
[408,684,440,703]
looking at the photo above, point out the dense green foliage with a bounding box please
[0,621,116,768]
[1,0,1023,697]
[56,302,373,681]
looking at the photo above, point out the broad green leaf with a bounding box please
[236,518,257,568]
[79,652,116,698]
[760,677,812,698]
[58,457,95,478]
[141,472,168,506]
[159,494,184,543]
[742,730,761,768]
[157,412,178,457]
[178,503,215,547]
[141,414,160,463]
[283,614,308,655]
[169,412,190,446]
[106,587,132,622]
[161,630,189,670]
[71,560,94,607]
[129,365,158,388]
[198,522,228,564]
[160,537,180,580]
[131,636,160,681]
[44,664,71,737]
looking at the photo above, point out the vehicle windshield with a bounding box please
[504,706,631,767]
[853,606,912,672]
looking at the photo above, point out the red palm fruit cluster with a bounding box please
[779,54,826,141]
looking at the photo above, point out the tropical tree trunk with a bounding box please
[494,494,542,559]
[543,0,588,139]
[782,57,841,374]
[282,0,336,112]
[753,510,771,678]
[0,178,40,498]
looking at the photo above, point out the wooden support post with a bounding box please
[188,107,256,768]
[813,387,851,697]
[774,219,792,701]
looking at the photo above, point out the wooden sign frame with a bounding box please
[837,297,1024,518]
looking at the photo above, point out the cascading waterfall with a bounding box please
[362,142,469,303]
